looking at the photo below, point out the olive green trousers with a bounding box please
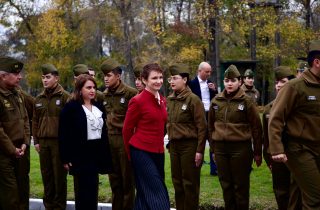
[108,134,135,210]
[39,139,67,210]
[0,146,29,210]
[170,139,201,210]
[214,141,252,210]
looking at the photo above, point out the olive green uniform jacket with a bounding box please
[268,69,320,155]
[103,81,137,210]
[103,81,138,134]
[262,101,273,165]
[0,85,30,210]
[268,69,320,210]
[32,84,70,210]
[208,88,262,156]
[241,84,260,104]
[32,84,70,143]
[0,86,30,155]
[167,87,207,153]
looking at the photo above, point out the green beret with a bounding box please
[41,64,58,75]
[274,66,294,80]
[244,69,254,77]
[100,58,120,74]
[168,63,189,76]
[224,65,240,79]
[133,64,143,78]
[73,64,89,76]
[309,40,320,53]
[297,61,309,71]
[0,56,23,73]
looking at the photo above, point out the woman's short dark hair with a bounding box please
[179,73,189,83]
[72,74,97,104]
[141,63,163,81]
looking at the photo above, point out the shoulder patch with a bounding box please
[307,96,316,101]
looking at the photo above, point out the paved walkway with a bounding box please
[29,199,176,210]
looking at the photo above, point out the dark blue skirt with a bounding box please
[130,146,170,210]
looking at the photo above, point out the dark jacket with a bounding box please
[59,100,112,175]
[188,76,218,101]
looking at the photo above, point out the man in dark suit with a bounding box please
[189,61,218,175]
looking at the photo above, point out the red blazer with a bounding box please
[123,89,167,158]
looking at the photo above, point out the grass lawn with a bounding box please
[30,147,277,210]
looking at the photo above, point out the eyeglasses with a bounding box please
[167,76,182,83]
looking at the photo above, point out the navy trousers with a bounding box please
[130,146,170,210]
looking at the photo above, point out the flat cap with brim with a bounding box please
[168,63,189,76]
[73,64,89,76]
[100,58,120,74]
[244,69,254,77]
[0,56,23,73]
[297,61,309,71]
[224,65,240,79]
[41,64,58,75]
[274,66,294,80]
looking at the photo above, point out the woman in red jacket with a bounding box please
[123,63,170,210]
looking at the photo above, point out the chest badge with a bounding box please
[3,99,11,108]
[238,104,244,111]
[103,101,107,106]
[56,99,61,106]
[307,96,316,101]
[181,104,187,110]
[120,97,125,104]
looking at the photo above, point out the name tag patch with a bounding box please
[181,104,187,110]
[307,96,316,101]
[3,99,11,108]
[56,99,61,105]
[35,103,42,108]
[120,98,125,104]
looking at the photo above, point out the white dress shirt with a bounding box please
[198,76,210,112]
[82,105,103,140]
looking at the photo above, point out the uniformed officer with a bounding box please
[100,58,137,210]
[133,64,145,92]
[73,64,104,102]
[33,64,70,210]
[166,63,207,210]
[17,86,35,210]
[269,40,320,209]
[208,65,262,210]
[0,56,30,210]
[262,66,301,210]
[296,61,309,78]
[241,69,260,104]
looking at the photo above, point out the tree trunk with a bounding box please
[208,0,219,88]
